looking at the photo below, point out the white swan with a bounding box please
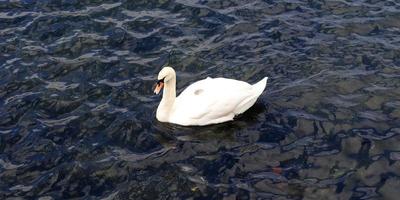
[154,67,268,126]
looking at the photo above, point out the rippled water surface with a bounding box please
[1,0,400,199]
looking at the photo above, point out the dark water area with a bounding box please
[1,0,400,199]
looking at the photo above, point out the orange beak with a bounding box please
[153,79,164,94]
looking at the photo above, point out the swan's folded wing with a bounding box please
[174,78,253,121]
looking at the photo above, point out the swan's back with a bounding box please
[170,77,268,126]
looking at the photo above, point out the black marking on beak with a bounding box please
[153,78,165,94]
[157,78,165,85]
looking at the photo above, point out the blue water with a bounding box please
[1,0,400,199]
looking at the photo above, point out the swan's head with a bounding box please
[154,66,176,94]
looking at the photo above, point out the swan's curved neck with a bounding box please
[157,76,176,121]
[162,78,176,104]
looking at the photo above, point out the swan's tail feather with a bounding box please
[233,77,268,115]
[253,77,268,96]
